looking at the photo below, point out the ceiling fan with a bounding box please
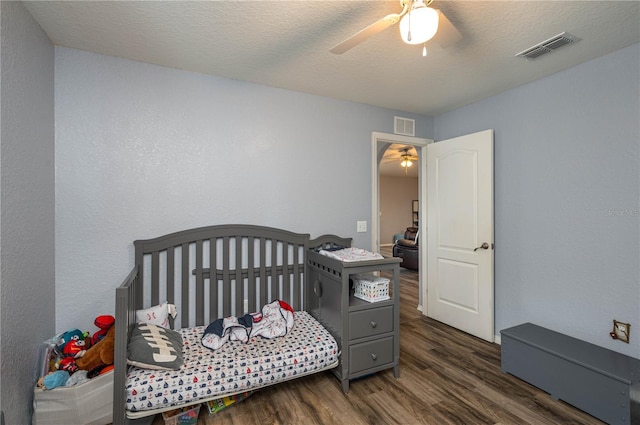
[399,148,418,172]
[330,0,462,55]
[381,146,419,175]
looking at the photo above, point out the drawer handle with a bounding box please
[370,353,377,361]
[370,321,377,328]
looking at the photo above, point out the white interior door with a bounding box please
[427,129,494,341]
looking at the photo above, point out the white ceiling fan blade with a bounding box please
[330,13,401,54]
[431,9,462,48]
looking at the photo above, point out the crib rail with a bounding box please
[113,265,139,425]
[134,224,310,328]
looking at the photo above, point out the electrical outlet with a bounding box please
[610,319,630,343]
[357,221,367,233]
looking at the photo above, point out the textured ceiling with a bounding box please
[23,0,640,118]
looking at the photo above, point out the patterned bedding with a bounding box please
[125,311,339,413]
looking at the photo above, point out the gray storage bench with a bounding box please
[501,323,640,425]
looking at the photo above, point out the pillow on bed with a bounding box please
[127,322,183,370]
[135,301,177,328]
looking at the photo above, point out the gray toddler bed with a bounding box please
[113,224,349,424]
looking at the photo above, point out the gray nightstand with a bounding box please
[307,248,401,393]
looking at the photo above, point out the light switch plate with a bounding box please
[357,221,367,232]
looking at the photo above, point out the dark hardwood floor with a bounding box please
[153,246,603,425]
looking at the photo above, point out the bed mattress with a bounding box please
[125,311,338,413]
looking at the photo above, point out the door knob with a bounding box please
[474,242,489,251]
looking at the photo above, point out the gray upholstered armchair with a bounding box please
[392,227,419,270]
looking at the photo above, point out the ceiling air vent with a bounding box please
[394,116,415,136]
[515,32,580,60]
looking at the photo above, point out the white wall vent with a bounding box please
[394,116,415,136]
[515,32,581,60]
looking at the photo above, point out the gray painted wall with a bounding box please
[434,43,640,358]
[54,47,434,332]
[0,2,55,422]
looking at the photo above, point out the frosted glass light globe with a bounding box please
[399,6,439,45]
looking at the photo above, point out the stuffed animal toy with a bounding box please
[37,370,70,390]
[62,335,87,359]
[56,356,79,374]
[76,325,115,372]
[91,315,115,346]
[56,329,86,352]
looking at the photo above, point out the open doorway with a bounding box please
[378,144,419,246]
[371,132,431,312]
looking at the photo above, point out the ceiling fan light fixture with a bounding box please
[399,3,439,45]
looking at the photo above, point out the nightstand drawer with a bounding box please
[349,305,393,339]
[349,336,394,374]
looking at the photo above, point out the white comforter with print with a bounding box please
[124,311,338,413]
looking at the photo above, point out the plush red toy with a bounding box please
[62,335,87,359]
[91,315,115,346]
[58,335,86,373]
[57,356,79,374]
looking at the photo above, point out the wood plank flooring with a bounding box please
[152,248,603,425]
